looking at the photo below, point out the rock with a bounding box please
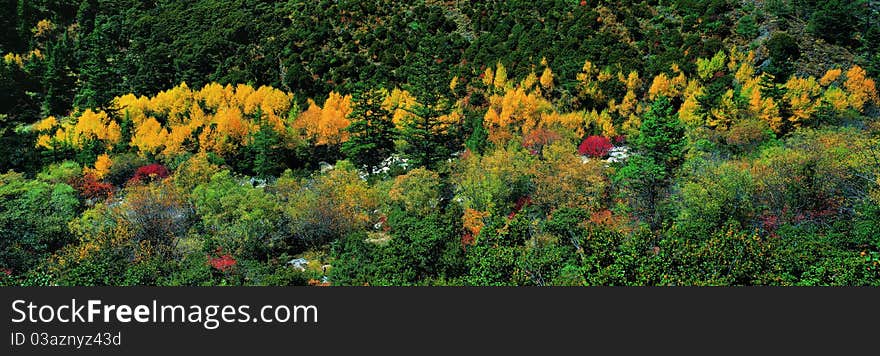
[606,146,630,163]
[288,258,308,271]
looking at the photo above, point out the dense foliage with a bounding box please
[2,0,880,286]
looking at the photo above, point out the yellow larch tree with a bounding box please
[483,78,553,144]
[576,60,605,104]
[87,154,113,179]
[678,79,704,126]
[131,117,168,156]
[292,92,353,146]
[784,76,821,126]
[843,66,879,111]
[540,67,554,91]
[149,82,193,125]
[819,68,842,87]
[382,88,419,128]
[36,109,122,151]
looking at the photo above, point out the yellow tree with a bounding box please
[576,60,605,105]
[86,154,113,179]
[382,88,419,128]
[819,68,842,86]
[131,117,168,156]
[293,92,353,146]
[843,66,879,111]
[483,75,553,144]
[35,109,121,151]
[784,76,821,126]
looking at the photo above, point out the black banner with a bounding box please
[2,287,878,354]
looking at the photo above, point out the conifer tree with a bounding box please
[615,96,686,230]
[342,88,396,173]
[400,102,453,169]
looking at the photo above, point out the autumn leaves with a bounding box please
[28,50,880,188]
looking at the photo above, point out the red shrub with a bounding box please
[461,232,475,248]
[130,164,170,184]
[508,195,532,219]
[759,213,780,238]
[208,248,237,272]
[70,173,114,201]
[578,135,613,157]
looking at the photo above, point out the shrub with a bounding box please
[578,135,613,158]
[130,164,170,184]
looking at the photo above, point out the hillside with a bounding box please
[1,0,880,286]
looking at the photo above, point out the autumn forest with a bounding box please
[2,0,880,286]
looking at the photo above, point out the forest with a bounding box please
[1,0,880,286]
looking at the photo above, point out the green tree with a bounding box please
[400,102,453,169]
[192,170,285,260]
[758,72,794,134]
[0,172,79,274]
[615,96,686,230]
[43,31,77,116]
[250,116,288,178]
[808,0,866,46]
[764,32,799,81]
[75,18,122,109]
[342,88,396,173]
[634,96,686,172]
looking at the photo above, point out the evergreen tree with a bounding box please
[75,0,98,36]
[75,19,120,110]
[634,96,686,172]
[400,102,453,170]
[342,88,396,173]
[615,96,686,230]
[464,112,489,154]
[43,32,77,116]
[251,116,287,179]
[0,0,21,53]
[764,32,799,81]
[808,0,866,46]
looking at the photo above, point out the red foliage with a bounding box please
[508,195,532,219]
[796,197,839,223]
[590,209,613,225]
[208,248,237,272]
[578,135,613,157]
[70,173,114,201]
[759,212,780,238]
[130,164,170,184]
[580,0,587,6]
[613,135,627,144]
[460,148,473,161]
[461,232,475,247]
[376,215,390,232]
[1,268,11,276]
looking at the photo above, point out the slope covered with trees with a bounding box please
[2,0,880,286]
